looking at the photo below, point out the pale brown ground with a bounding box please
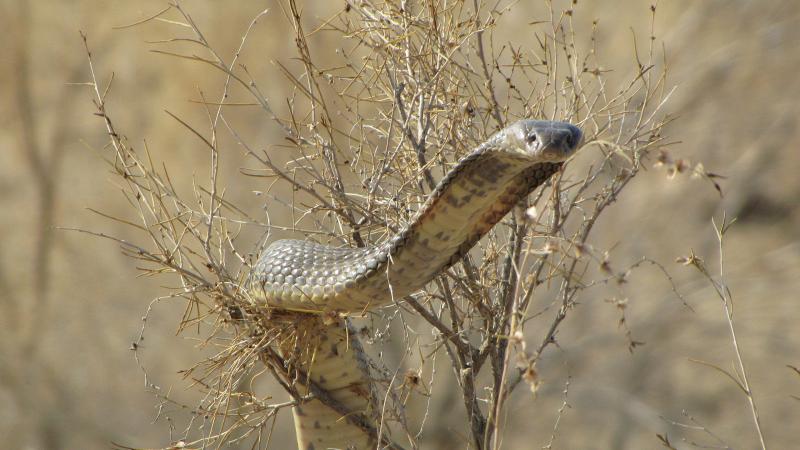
[1,1,799,449]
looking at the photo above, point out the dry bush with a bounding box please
[78,1,767,449]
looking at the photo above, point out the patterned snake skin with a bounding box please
[248,120,583,449]
[250,120,583,313]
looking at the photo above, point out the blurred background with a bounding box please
[1,0,798,448]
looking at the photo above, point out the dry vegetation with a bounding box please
[1,1,799,449]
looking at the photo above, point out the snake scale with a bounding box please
[248,120,583,449]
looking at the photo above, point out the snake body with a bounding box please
[248,120,583,449]
[251,120,582,313]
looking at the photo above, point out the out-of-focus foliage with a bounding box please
[0,1,798,449]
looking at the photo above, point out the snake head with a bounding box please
[504,119,583,162]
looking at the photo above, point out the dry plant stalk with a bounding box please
[82,1,684,448]
[677,213,767,450]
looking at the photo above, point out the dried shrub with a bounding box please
[83,1,687,448]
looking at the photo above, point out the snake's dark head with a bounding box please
[502,119,583,162]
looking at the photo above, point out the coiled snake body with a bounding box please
[249,120,583,449]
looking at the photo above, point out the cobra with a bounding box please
[249,120,583,449]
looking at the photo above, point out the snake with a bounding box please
[248,119,583,449]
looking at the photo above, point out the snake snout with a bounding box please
[515,119,583,162]
[538,123,583,161]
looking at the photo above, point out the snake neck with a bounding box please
[376,146,562,298]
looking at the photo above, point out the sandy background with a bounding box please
[1,1,798,448]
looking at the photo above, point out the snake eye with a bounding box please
[526,133,538,145]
